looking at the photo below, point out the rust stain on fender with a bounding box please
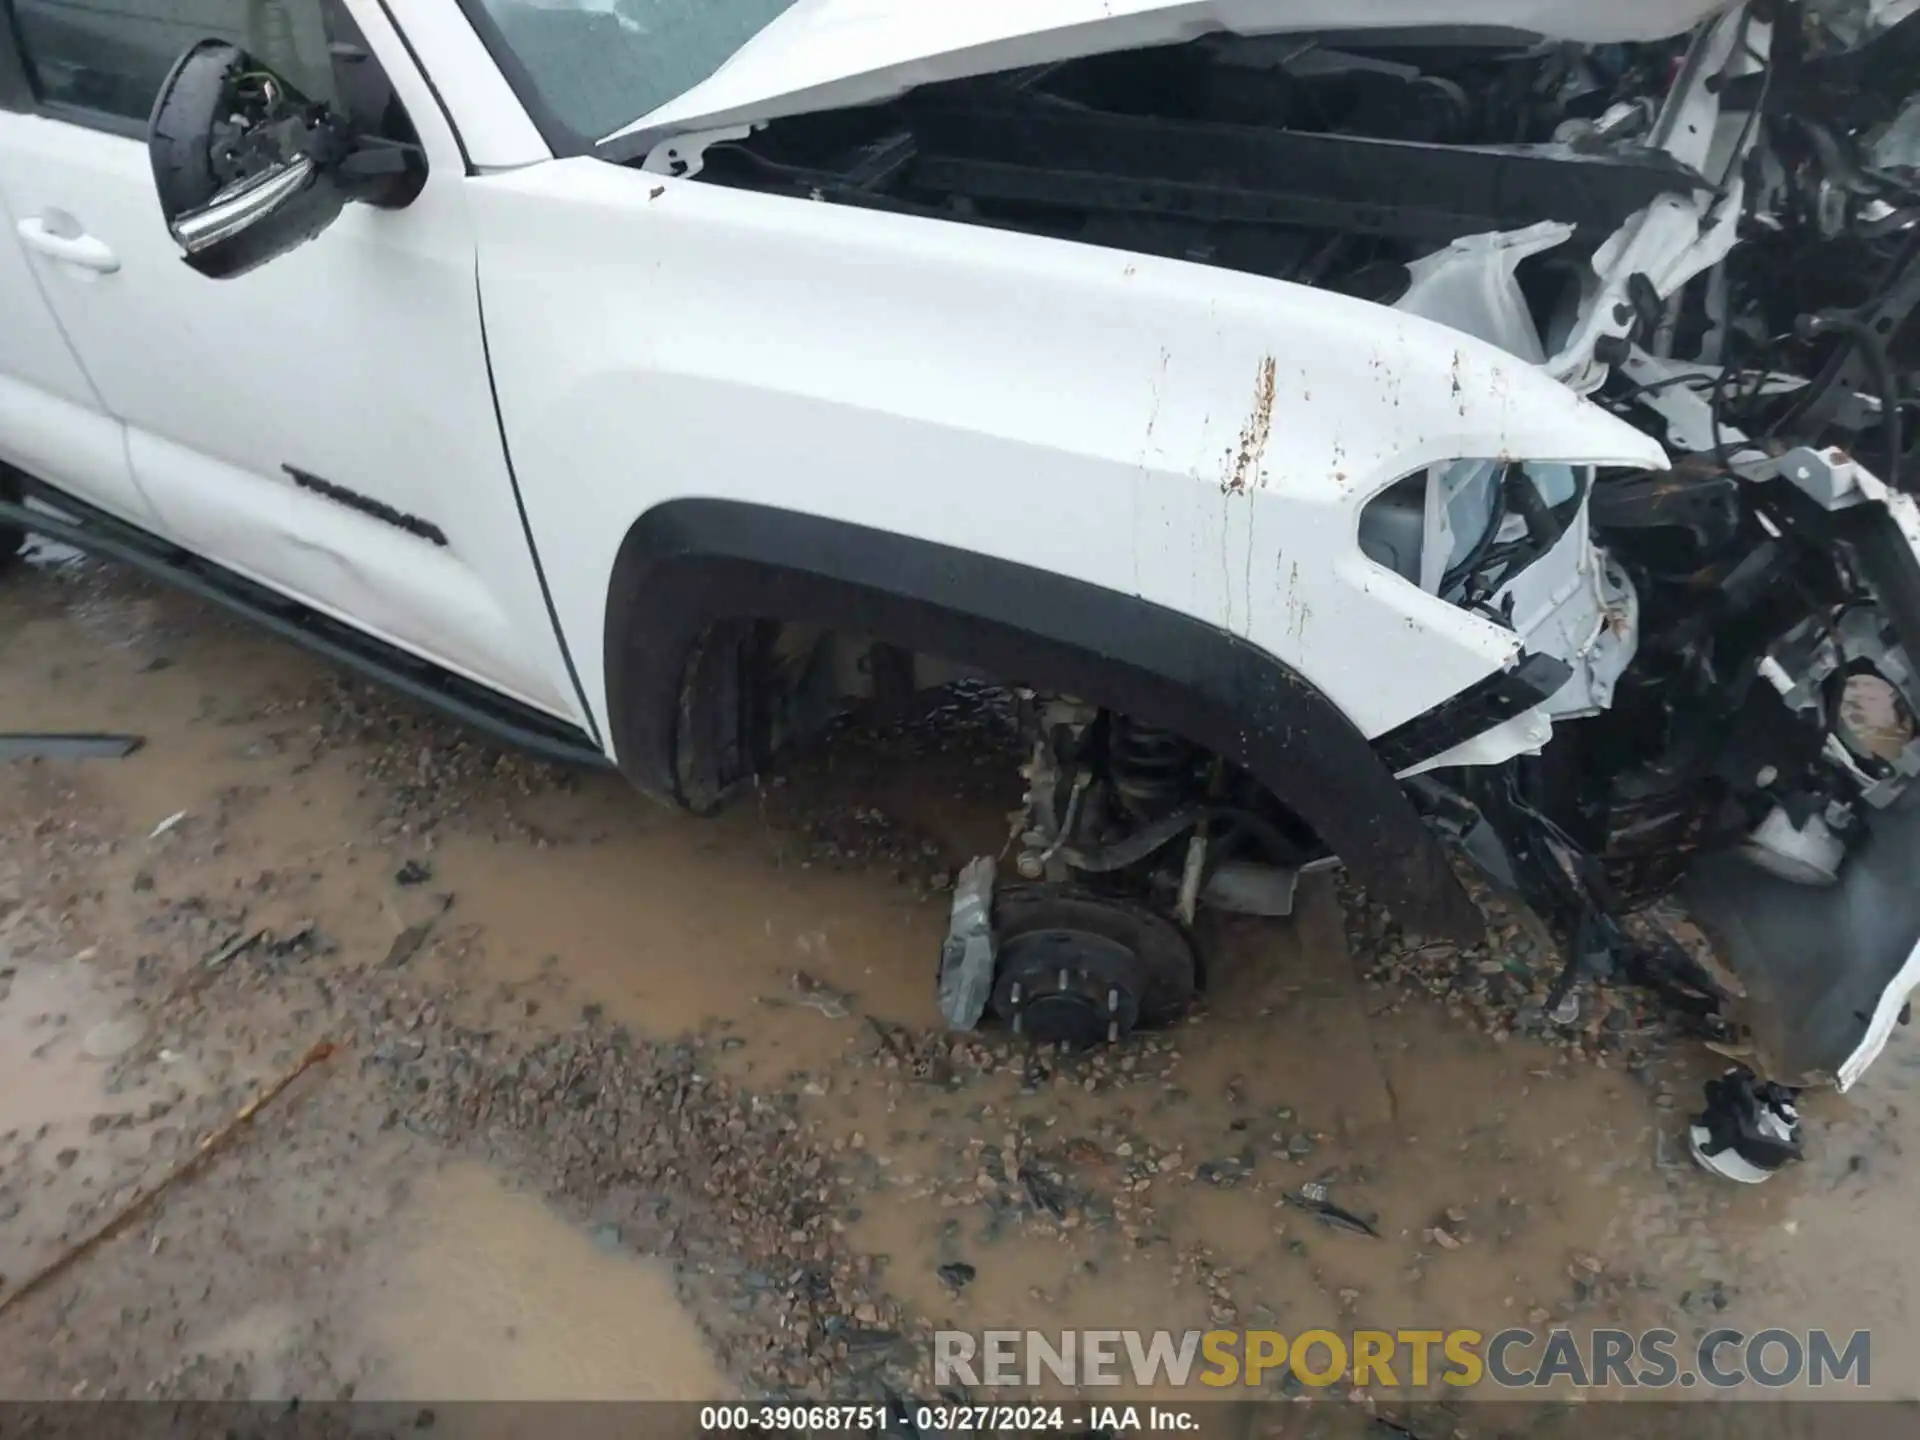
[1223,355,1278,495]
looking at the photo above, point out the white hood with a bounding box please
[606,0,1737,146]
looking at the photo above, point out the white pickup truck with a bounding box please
[2,0,1918,1152]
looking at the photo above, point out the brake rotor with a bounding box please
[989,886,1198,1048]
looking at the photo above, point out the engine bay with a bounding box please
[691,23,1726,300]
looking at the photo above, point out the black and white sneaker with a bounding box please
[1688,1067,1803,1185]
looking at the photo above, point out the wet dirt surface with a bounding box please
[2,554,1918,1432]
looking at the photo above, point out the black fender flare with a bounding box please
[604,499,1482,942]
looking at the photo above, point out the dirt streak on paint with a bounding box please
[1224,355,1278,495]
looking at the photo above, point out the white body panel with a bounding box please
[0,1,586,725]
[467,158,1662,743]
[0,187,148,525]
[613,0,1735,142]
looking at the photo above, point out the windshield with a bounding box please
[474,0,801,144]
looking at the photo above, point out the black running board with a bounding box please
[0,480,610,771]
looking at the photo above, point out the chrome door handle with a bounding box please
[17,216,119,273]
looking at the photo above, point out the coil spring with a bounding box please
[1108,715,1198,815]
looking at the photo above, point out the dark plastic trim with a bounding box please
[1685,795,1920,1084]
[1372,650,1573,774]
[603,499,1485,942]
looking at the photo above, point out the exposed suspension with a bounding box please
[1107,715,1200,818]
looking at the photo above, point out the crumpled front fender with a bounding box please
[472,156,1665,747]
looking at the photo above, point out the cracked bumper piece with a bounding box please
[1684,798,1920,1091]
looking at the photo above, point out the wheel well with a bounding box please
[602,500,1484,943]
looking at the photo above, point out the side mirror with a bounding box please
[148,39,383,279]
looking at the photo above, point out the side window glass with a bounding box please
[9,0,336,129]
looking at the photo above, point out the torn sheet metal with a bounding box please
[1394,222,1573,363]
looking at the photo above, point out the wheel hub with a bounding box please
[996,928,1145,1047]
[988,886,1198,1048]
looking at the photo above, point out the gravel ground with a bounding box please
[2,555,1918,1436]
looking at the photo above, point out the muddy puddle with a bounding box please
[353,1161,726,1402]
[811,887,1703,1401]
[0,948,210,1297]
[2,557,1919,1411]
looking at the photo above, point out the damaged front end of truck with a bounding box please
[618,0,1920,1116]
